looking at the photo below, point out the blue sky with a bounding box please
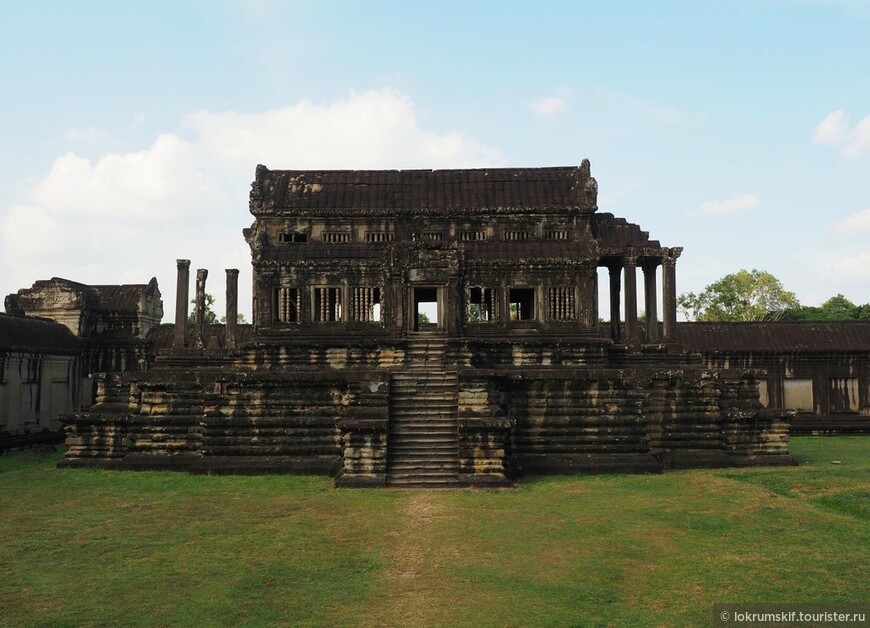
[2,0,869,319]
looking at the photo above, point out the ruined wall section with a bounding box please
[60,364,390,475]
[506,371,659,474]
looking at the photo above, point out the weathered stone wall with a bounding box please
[457,375,514,484]
[0,351,85,448]
[507,372,660,474]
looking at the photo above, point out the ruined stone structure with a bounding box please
[58,162,796,485]
[679,322,870,434]
[1,278,162,450]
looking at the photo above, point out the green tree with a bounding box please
[187,294,248,324]
[781,294,870,321]
[678,269,800,322]
[188,294,217,325]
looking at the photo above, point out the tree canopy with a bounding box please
[187,294,247,324]
[678,269,800,322]
[781,294,870,321]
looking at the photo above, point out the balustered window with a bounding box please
[412,232,443,242]
[365,232,394,243]
[274,287,300,323]
[314,287,343,322]
[547,287,576,321]
[461,230,487,241]
[322,232,352,243]
[503,230,530,241]
[351,287,382,322]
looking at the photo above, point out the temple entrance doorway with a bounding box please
[411,286,443,332]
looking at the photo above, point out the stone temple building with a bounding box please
[0,279,162,450]
[56,161,797,486]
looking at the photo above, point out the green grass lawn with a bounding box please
[1,437,867,626]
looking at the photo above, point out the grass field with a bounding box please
[1,437,867,626]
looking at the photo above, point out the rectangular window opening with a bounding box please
[829,377,859,413]
[503,230,530,241]
[468,287,495,322]
[783,378,814,412]
[509,288,535,321]
[314,287,342,322]
[279,232,308,243]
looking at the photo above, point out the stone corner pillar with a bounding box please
[173,259,191,347]
[662,247,683,343]
[607,262,622,342]
[623,252,639,350]
[642,259,660,343]
[195,268,208,349]
[225,268,239,349]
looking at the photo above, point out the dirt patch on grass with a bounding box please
[361,491,449,626]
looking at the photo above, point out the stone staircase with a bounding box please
[386,338,459,487]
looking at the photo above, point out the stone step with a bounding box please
[386,464,459,474]
[387,455,459,465]
[389,442,458,452]
[390,423,458,431]
[390,409,457,417]
[391,377,456,386]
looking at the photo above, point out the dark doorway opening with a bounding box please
[412,287,440,331]
[509,288,535,321]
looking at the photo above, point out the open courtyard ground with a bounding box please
[1,437,867,626]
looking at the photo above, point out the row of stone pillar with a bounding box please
[606,248,681,346]
[173,259,239,350]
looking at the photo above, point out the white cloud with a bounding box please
[812,109,870,158]
[64,126,108,144]
[696,193,760,215]
[1,89,505,320]
[186,88,502,171]
[530,96,567,118]
[832,208,870,233]
[825,250,870,281]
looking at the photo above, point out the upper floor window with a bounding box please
[365,232,394,243]
[314,287,342,322]
[322,232,352,244]
[503,230,530,241]
[461,230,487,242]
[412,232,443,242]
[546,230,569,240]
[279,232,308,243]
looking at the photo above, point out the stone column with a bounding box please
[225,268,239,349]
[623,252,639,348]
[195,269,208,349]
[608,263,622,342]
[173,259,190,347]
[662,248,682,343]
[643,261,660,343]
